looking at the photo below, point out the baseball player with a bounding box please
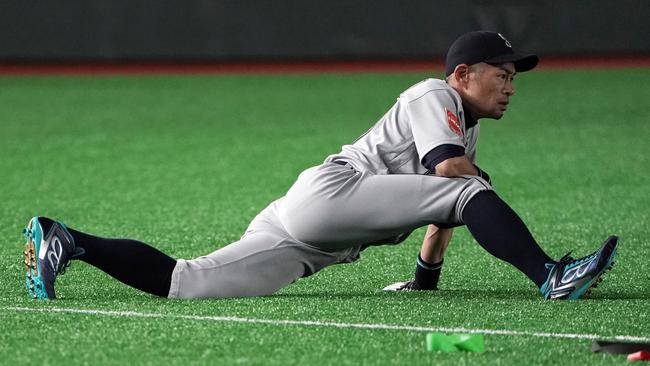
[22,31,618,301]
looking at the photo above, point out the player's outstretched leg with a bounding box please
[23,217,84,299]
[540,236,618,300]
[462,190,618,300]
[22,216,177,299]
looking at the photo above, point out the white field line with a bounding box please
[4,306,650,343]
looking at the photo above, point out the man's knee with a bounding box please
[455,176,493,223]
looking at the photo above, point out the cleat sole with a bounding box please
[22,217,50,300]
[24,240,36,298]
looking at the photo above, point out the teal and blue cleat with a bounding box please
[540,236,618,300]
[22,217,82,299]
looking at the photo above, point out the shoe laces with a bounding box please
[548,250,598,275]
[564,251,599,271]
[545,251,574,270]
[58,260,72,275]
[403,280,419,290]
[559,252,574,263]
[57,245,84,275]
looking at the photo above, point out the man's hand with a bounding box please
[473,164,492,185]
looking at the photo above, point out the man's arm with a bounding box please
[418,155,484,281]
[434,155,479,177]
[421,224,453,264]
[421,155,481,272]
[436,155,492,185]
[411,156,472,289]
[383,156,482,291]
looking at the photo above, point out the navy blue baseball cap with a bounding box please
[445,31,539,76]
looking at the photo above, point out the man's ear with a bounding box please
[452,64,470,85]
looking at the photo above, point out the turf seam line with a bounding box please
[4,306,649,342]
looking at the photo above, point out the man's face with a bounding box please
[464,62,516,120]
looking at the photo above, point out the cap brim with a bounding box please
[485,53,539,73]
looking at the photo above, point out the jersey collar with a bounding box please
[444,79,479,129]
[462,104,479,129]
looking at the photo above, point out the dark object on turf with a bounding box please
[591,340,650,354]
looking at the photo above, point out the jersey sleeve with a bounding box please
[421,144,466,171]
[405,90,465,164]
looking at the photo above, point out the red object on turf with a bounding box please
[628,351,650,362]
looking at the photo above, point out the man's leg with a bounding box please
[23,199,361,300]
[278,165,486,250]
[279,163,617,298]
[281,164,553,285]
[169,199,360,298]
[383,185,558,291]
[169,231,358,299]
[386,189,618,297]
[71,228,177,297]
[461,190,552,287]
[23,216,177,299]
[461,190,618,299]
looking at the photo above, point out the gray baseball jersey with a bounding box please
[168,79,492,299]
[325,78,479,173]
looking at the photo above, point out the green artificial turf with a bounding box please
[1,69,649,365]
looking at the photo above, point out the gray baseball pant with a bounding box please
[168,162,491,299]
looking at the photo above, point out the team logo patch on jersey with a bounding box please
[446,109,463,137]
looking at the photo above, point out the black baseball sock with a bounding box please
[414,255,443,290]
[62,223,177,297]
[461,190,555,287]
